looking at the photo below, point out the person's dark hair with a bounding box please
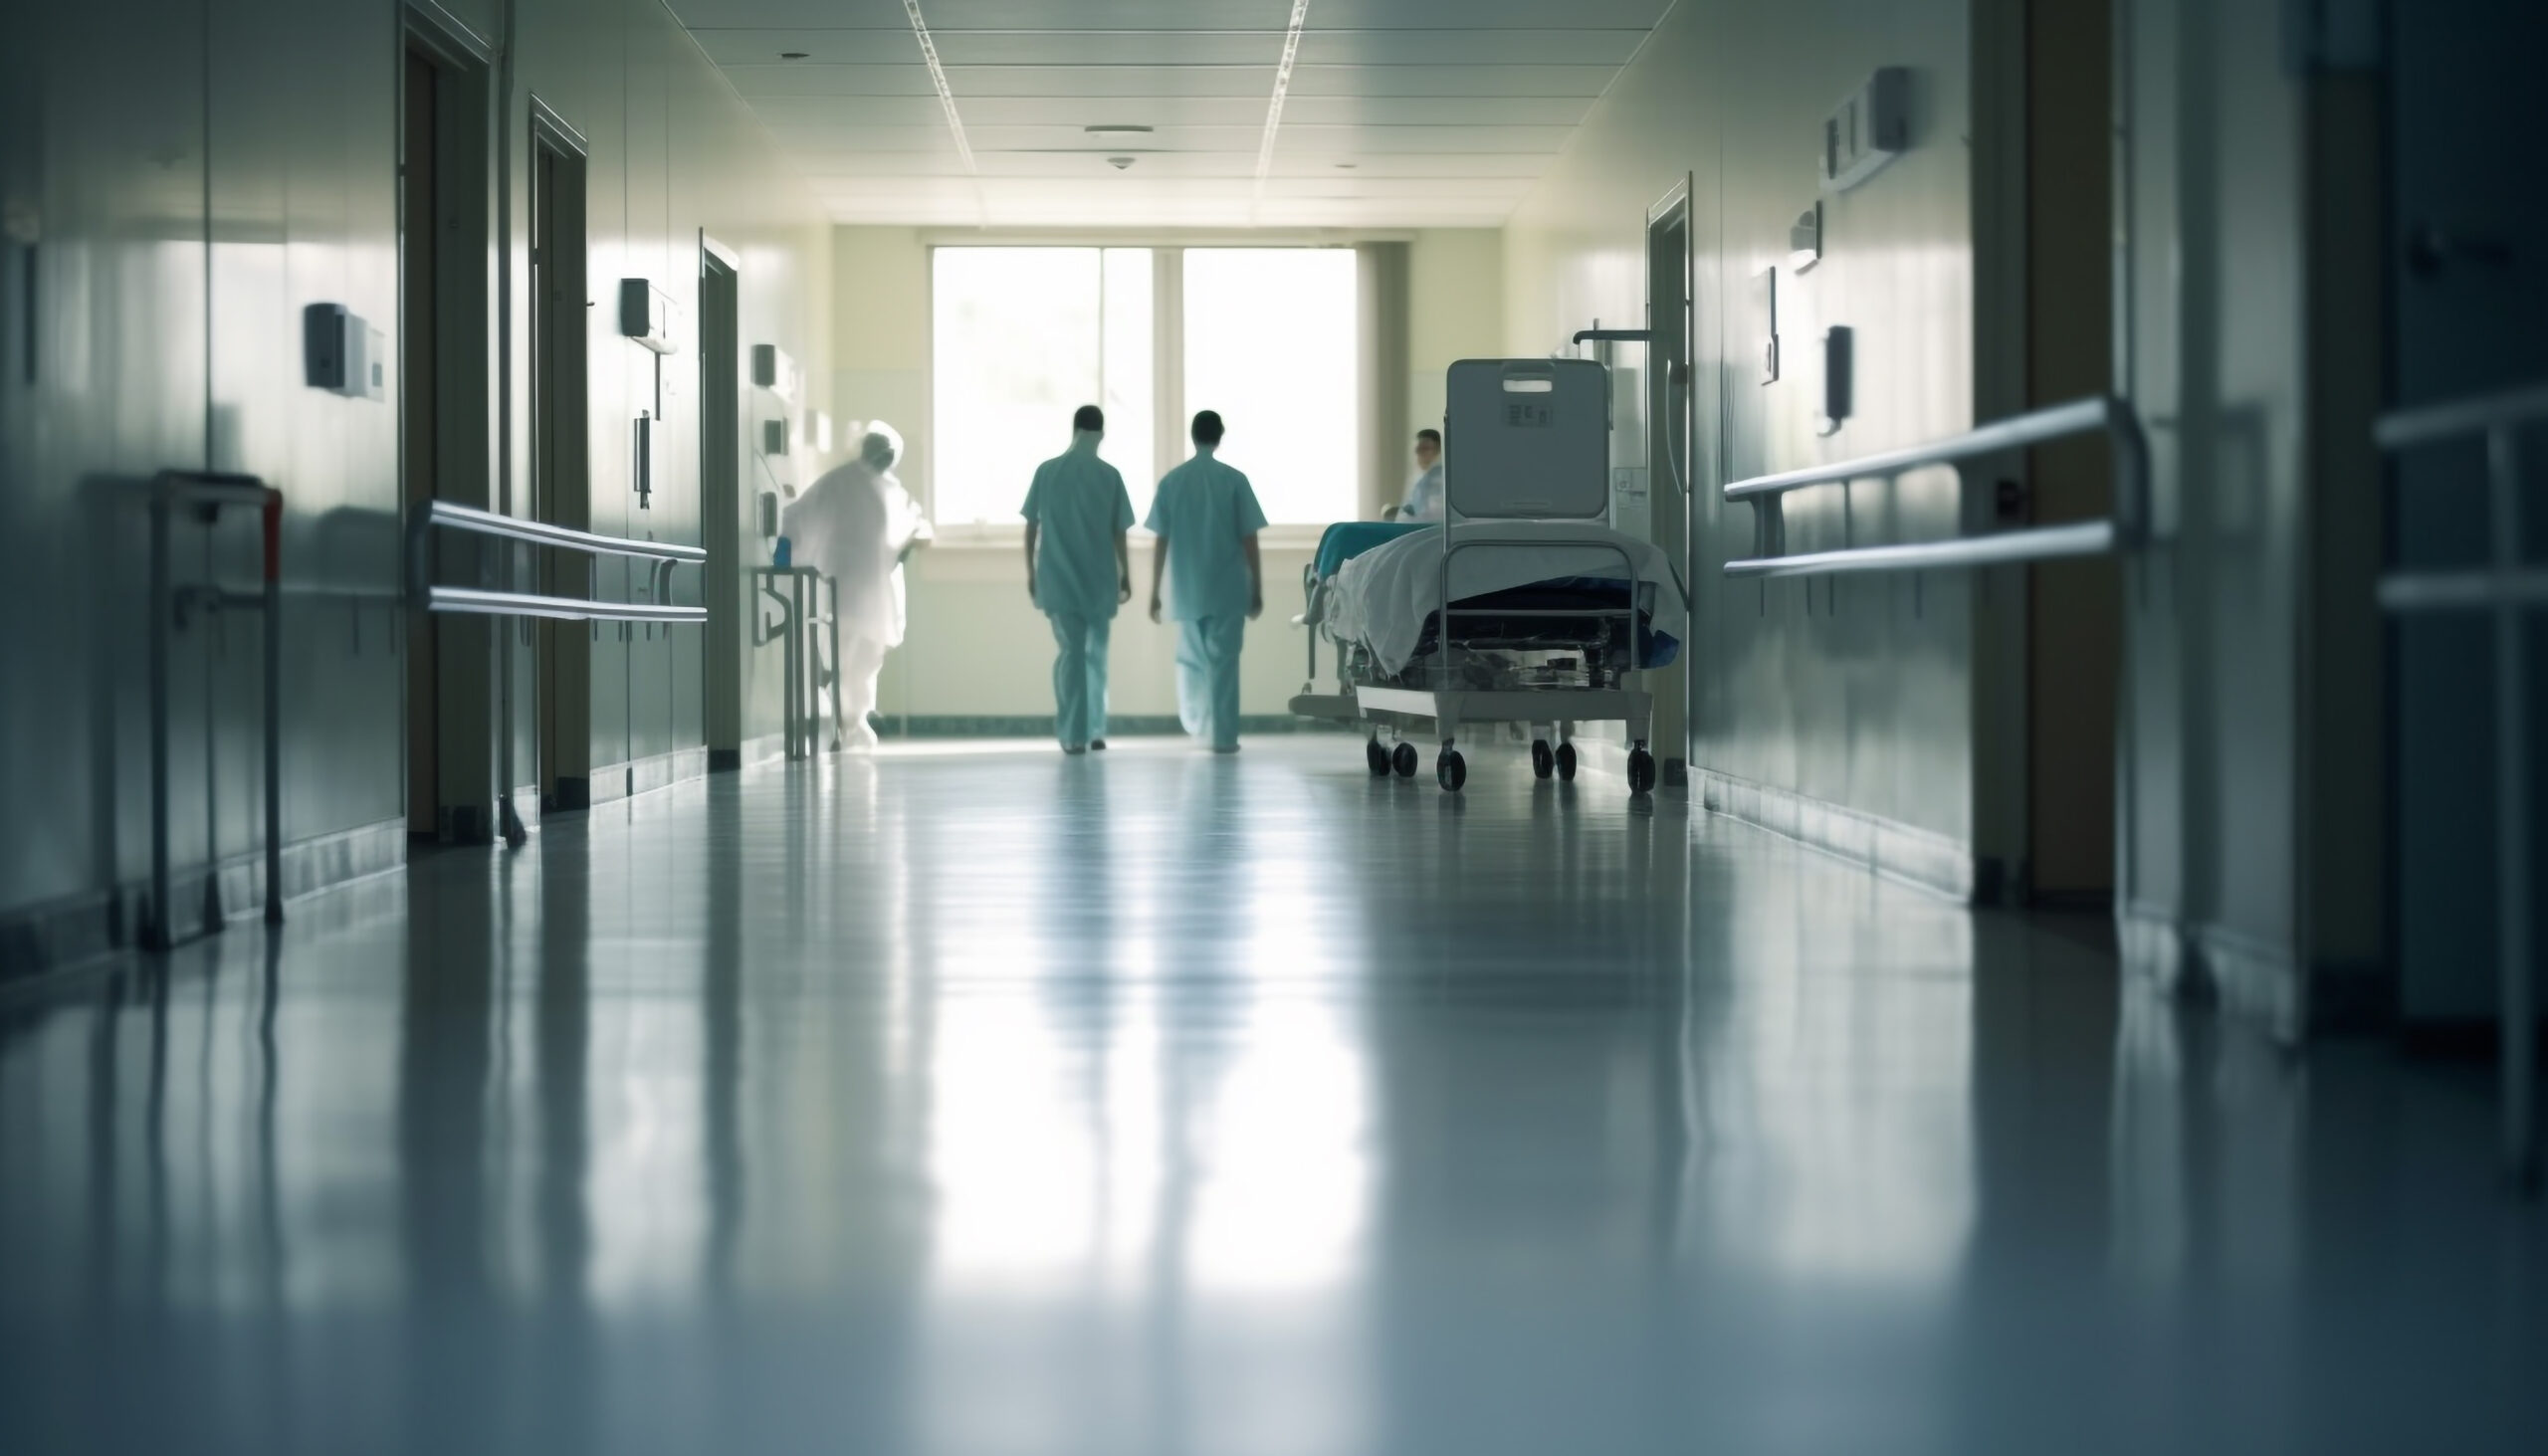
[1190,409,1225,446]
[1073,404,1105,433]
[1415,428,1442,447]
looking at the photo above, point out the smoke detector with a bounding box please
[1107,155,1137,170]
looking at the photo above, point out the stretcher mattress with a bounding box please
[1324,523,1689,676]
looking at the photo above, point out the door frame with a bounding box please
[700,232,744,768]
[1645,176,1696,785]
[529,96,592,811]
[400,3,495,842]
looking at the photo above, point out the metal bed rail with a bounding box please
[1721,394,2150,576]
[406,501,709,846]
[2374,378,2548,1189]
[146,470,286,950]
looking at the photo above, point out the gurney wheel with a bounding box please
[1436,750,1466,792]
[1627,748,1657,795]
[1531,739,1555,779]
[1366,737,1390,775]
[1391,741,1419,777]
[1555,742,1578,782]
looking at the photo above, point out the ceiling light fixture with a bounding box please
[1252,0,1311,198]
[779,51,809,60]
[1085,124,1155,135]
[901,0,975,174]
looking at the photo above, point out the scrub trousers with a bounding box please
[834,634,888,748]
[1046,612,1113,749]
[1175,615,1246,751]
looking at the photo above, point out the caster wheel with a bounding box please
[1392,741,1419,777]
[1627,748,1657,794]
[1367,738,1390,775]
[1531,739,1555,779]
[1436,750,1467,792]
[1555,742,1578,782]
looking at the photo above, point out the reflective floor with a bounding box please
[1,737,2542,1454]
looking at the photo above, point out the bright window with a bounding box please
[1180,249,1360,524]
[931,247,1152,527]
[930,245,1360,530]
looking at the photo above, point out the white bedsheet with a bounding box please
[1325,522,1687,676]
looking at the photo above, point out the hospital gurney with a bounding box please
[1289,357,1687,793]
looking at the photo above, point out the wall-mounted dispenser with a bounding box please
[757,491,779,540]
[618,279,679,354]
[303,304,385,400]
[1820,68,1910,193]
[751,343,798,401]
[1816,326,1854,437]
[761,417,790,457]
[805,409,833,455]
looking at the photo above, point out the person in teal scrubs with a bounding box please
[1022,404,1135,754]
[1145,410,1267,754]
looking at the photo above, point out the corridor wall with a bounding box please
[0,0,832,978]
[1503,0,1987,896]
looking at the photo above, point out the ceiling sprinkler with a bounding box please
[1107,156,1136,170]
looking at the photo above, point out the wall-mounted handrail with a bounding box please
[414,500,706,563]
[420,585,707,623]
[406,501,709,847]
[147,470,285,951]
[1725,519,2120,579]
[1722,394,2150,576]
[2374,377,2548,1192]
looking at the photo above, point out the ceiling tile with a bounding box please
[1286,65,1620,99]
[1293,29,1647,66]
[676,0,1672,228]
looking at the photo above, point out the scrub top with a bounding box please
[1021,435,1136,620]
[1401,461,1445,520]
[1145,446,1269,622]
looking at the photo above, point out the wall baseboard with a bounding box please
[2118,900,2197,998]
[1693,768,1976,902]
[2119,904,2390,1044]
[0,816,408,986]
[581,745,713,809]
[2199,921,2300,1042]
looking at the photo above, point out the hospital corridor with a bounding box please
[2,1,2545,1453]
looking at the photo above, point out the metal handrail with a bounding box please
[406,501,710,847]
[752,565,838,760]
[1722,394,2150,576]
[416,500,706,563]
[2374,377,2548,1191]
[421,585,707,623]
[2373,380,2548,450]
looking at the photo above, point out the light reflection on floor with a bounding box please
[0,737,2540,1455]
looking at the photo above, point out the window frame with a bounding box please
[919,239,1359,550]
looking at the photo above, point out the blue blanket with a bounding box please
[1313,521,1428,580]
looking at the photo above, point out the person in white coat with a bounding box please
[778,422,931,749]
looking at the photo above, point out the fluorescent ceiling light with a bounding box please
[1253,0,1311,195]
[903,0,975,174]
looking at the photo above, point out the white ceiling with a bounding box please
[669,0,1672,229]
